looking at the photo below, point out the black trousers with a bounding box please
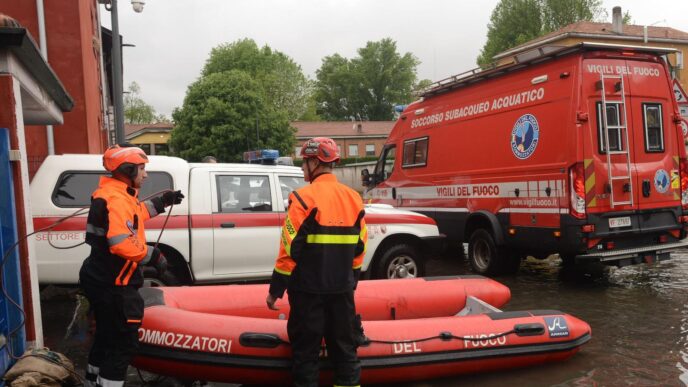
[287,290,360,387]
[81,282,143,382]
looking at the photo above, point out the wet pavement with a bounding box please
[39,249,688,386]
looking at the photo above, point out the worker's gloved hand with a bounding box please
[161,190,184,207]
[149,247,168,275]
[266,293,280,310]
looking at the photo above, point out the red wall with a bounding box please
[0,75,37,341]
[1,0,108,176]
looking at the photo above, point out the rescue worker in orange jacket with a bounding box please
[79,144,184,387]
[266,137,367,387]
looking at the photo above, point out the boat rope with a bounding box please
[363,329,517,346]
[240,325,540,349]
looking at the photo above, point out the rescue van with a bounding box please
[363,42,688,275]
[30,153,443,285]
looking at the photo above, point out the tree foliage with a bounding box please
[169,71,295,162]
[315,38,421,121]
[124,82,159,124]
[477,0,608,66]
[202,39,310,121]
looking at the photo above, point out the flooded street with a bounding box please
[40,250,688,386]
[409,249,688,387]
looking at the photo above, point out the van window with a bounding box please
[51,171,173,208]
[596,102,624,153]
[217,175,272,213]
[402,137,428,168]
[374,145,396,181]
[642,103,664,152]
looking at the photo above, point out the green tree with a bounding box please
[315,38,421,121]
[477,0,609,66]
[540,0,605,32]
[169,71,295,162]
[477,0,544,67]
[124,82,157,124]
[202,39,310,121]
[413,79,434,95]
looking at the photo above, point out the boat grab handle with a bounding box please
[240,332,289,348]
[514,323,545,336]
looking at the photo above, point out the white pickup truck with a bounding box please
[30,154,444,285]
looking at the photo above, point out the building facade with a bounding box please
[1,0,111,177]
[492,7,688,91]
[126,121,394,160]
[291,121,393,159]
[125,122,172,155]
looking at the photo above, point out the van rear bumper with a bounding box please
[574,240,688,266]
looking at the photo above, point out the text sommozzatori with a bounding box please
[138,328,233,354]
[411,87,545,129]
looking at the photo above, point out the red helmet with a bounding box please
[300,137,340,163]
[103,144,148,172]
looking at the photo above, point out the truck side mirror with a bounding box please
[361,169,371,187]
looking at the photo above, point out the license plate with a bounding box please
[609,216,631,228]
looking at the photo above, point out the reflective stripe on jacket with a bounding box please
[81,176,162,287]
[269,173,367,297]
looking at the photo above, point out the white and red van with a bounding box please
[363,42,688,275]
[30,154,444,285]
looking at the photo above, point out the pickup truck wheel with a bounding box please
[468,229,508,275]
[142,266,181,287]
[373,243,425,279]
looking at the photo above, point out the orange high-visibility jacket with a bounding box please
[82,176,163,287]
[269,173,367,297]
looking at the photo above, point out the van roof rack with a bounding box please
[421,42,677,99]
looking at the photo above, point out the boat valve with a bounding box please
[514,323,545,337]
[439,331,453,341]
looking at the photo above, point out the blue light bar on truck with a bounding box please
[243,149,280,164]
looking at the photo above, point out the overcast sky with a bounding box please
[102,0,688,118]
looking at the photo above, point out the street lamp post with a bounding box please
[101,0,145,144]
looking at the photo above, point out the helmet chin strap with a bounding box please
[305,159,327,184]
[113,163,140,187]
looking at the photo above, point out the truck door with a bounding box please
[584,58,640,224]
[585,57,680,227]
[624,60,682,225]
[211,172,281,276]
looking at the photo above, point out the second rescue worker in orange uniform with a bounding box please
[266,137,367,387]
[79,144,183,387]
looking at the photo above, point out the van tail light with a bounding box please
[680,157,688,210]
[569,162,586,219]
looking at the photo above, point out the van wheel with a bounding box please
[468,229,512,275]
[373,243,425,279]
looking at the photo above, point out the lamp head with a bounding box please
[131,0,145,13]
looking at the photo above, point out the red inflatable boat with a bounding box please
[132,276,591,385]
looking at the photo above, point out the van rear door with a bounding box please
[583,56,681,232]
[584,57,639,219]
[623,59,682,228]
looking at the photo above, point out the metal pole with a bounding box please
[36,0,55,155]
[111,0,125,144]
